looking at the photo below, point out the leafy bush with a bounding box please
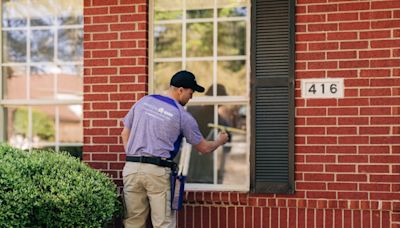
[0,144,121,227]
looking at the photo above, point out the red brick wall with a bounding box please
[83,0,400,227]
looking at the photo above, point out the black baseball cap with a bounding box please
[170,70,205,93]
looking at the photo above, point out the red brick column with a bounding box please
[83,0,148,187]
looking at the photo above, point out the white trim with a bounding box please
[0,99,82,106]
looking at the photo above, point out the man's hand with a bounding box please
[217,131,229,145]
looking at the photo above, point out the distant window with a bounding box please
[150,0,250,191]
[1,0,83,155]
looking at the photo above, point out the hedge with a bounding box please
[0,144,121,227]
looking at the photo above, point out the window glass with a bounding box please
[152,0,249,189]
[186,22,213,57]
[218,21,246,56]
[2,0,28,27]
[154,0,182,21]
[217,60,246,96]
[2,30,27,63]
[31,29,54,62]
[154,24,182,58]
[2,66,27,99]
[58,29,83,61]
[154,62,181,94]
[1,0,83,152]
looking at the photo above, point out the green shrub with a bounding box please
[0,144,121,227]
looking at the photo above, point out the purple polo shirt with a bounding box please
[123,94,203,159]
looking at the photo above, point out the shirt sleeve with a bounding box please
[181,111,204,145]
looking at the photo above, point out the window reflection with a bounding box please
[59,104,82,144]
[154,24,182,58]
[154,62,181,94]
[2,66,27,99]
[2,0,28,27]
[186,61,213,97]
[58,29,83,61]
[31,29,54,62]
[186,22,213,57]
[218,21,246,56]
[217,60,246,96]
[2,30,27,63]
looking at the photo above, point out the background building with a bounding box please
[1,0,399,227]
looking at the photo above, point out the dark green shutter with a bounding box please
[250,0,295,194]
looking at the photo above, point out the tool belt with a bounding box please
[126,156,178,171]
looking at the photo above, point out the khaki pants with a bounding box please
[123,162,176,228]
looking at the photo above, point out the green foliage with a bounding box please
[0,144,121,227]
[13,108,55,141]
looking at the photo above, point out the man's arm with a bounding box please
[121,127,131,151]
[193,132,229,154]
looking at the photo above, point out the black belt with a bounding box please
[126,156,177,171]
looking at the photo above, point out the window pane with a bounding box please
[2,0,28,27]
[154,62,181,94]
[7,107,28,149]
[216,104,248,185]
[218,7,247,17]
[186,61,213,97]
[8,106,56,148]
[3,66,27,99]
[154,0,182,21]
[31,29,54,62]
[218,21,246,56]
[30,65,55,99]
[2,30,27,63]
[57,65,83,99]
[30,0,56,26]
[154,24,182,58]
[217,60,246,96]
[59,105,82,144]
[58,29,83,61]
[187,9,213,19]
[57,0,83,25]
[187,22,213,57]
[31,106,56,145]
[187,104,216,183]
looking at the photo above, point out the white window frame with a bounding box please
[149,0,251,191]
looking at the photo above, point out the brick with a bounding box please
[310,42,339,51]
[328,183,357,191]
[339,60,369,68]
[340,41,369,49]
[328,32,357,40]
[327,70,357,78]
[339,22,370,30]
[296,127,325,135]
[371,59,400,68]
[360,11,392,20]
[337,174,367,182]
[328,108,358,116]
[307,99,338,106]
[360,107,391,115]
[309,23,338,32]
[327,51,356,59]
[359,50,390,59]
[371,40,400,48]
[297,14,326,23]
[297,52,325,61]
[328,12,358,21]
[372,20,400,29]
[360,69,390,77]
[304,173,334,181]
[361,88,391,96]
[308,61,338,69]
[339,2,370,11]
[326,146,356,154]
[306,155,336,163]
[338,98,369,106]
[296,33,326,42]
[360,127,390,135]
[84,7,109,15]
[360,30,391,39]
[93,15,119,24]
[307,191,336,199]
[338,155,369,163]
[371,117,400,124]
